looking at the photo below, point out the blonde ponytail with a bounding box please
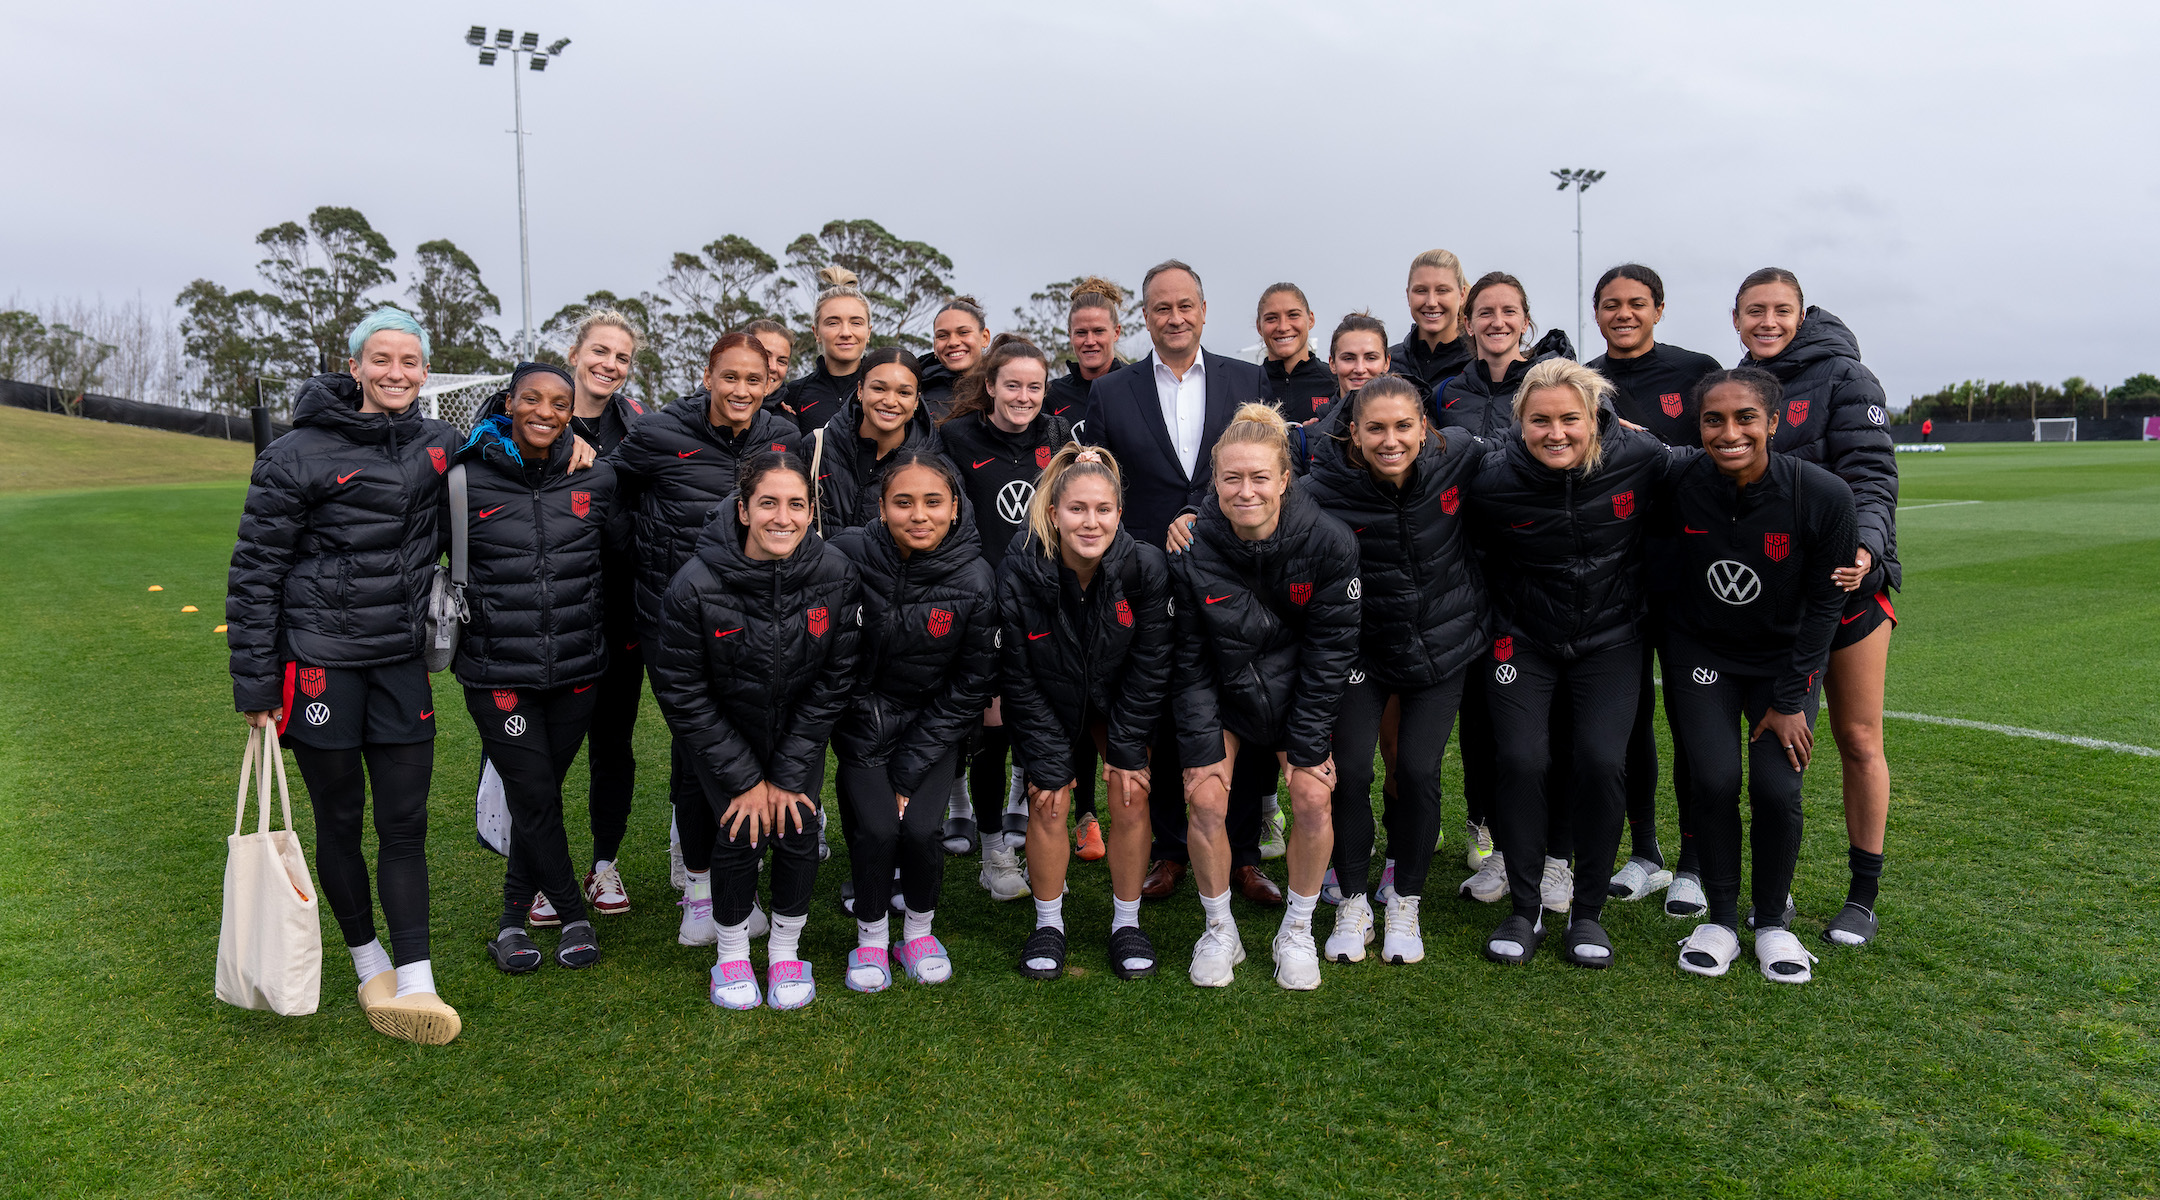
[1028,443,1123,558]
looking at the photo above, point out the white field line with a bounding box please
[1896,500,1985,511]
[1881,712,2158,758]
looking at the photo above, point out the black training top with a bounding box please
[1390,330,1474,401]
[1264,353,1337,425]
[1589,342,1724,449]
[1045,362,1097,425]
[777,356,862,437]
[938,409,1074,570]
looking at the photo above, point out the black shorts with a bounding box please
[1830,590,1898,652]
[279,659,437,749]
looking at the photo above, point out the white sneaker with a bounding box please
[1665,871,1708,918]
[1272,918,1321,991]
[1464,821,1493,870]
[1608,856,1674,902]
[1459,851,1508,903]
[528,890,560,927]
[1540,856,1574,914]
[1325,894,1374,963]
[816,806,831,862]
[1320,867,1344,906]
[1375,860,1399,906]
[1258,807,1287,860]
[677,894,718,946]
[978,843,1029,901]
[1754,926,1819,984]
[583,863,630,915]
[747,900,769,939]
[668,816,687,891]
[1189,920,1246,987]
[1381,894,1424,964]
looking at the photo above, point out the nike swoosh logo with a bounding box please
[336,469,362,483]
[419,710,434,719]
[1683,526,1708,534]
[1028,631,1051,640]
[1353,526,1367,534]
[715,627,742,638]
[477,506,504,519]
[1840,612,1864,625]
[972,458,997,469]
[574,684,594,693]
[1205,594,1232,604]
[677,449,702,458]
[1511,520,1534,529]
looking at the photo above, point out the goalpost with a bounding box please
[2033,417,2078,442]
[419,373,512,434]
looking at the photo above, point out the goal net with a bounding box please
[2033,417,2078,442]
[420,373,512,434]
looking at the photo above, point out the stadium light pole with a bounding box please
[466,26,571,360]
[1551,168,1606,354]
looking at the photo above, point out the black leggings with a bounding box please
[580,646,646,863]
[1661,658,1814,930]
[673,737,717,874]
[467,684,599,930]
[288,740,434,966]
[1333,669,1464,900]
[972,714,1096,828]
[1484,640,1638,920]
[698,758,827,926]
[1459,660,1569,851]
[838,749,962,918]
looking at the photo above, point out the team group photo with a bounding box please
[5,3,2155,1197]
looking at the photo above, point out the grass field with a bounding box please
[1,432,2155,1198]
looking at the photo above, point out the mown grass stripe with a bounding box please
[1883,711,2158,757]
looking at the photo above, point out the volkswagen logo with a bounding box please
[1348,669,1366,685]
[1706,560,1762,605]
[1494,663,1518,684]
[1691,667,1719,685]
[1347,577,1362,600]
[304,702,330,726]
[504,714,528,737]
[996,479,1036,525]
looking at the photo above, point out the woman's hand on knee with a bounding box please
[722,782,771,844]
[1104,765,1150,810]
[772,790,814,835]
[1026,784,1069,826]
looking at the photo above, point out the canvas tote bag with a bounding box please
[215,725,323,1015]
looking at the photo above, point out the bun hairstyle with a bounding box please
[737,449,816,519]
[1593,263,1665,308]
[1069,276,1125,324]
[1028,442,1123,557]
[1210,401,1295,477]
[1465,271,1537,348]
[813,265,871,323]
[1734,266,1805,310]
[1328,310,1389,358]
[943,333,1049,426]
[570,307,647,355]
[937,294,988,327]
[704,331,769,376]
[1513,358,1613,476]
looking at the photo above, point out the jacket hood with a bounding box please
[693,489,833,591]
[1749,307,1861,378]
[917,357,960,392]
[1455,329,1575,398]
[290,373,424,443]
[667,389,797,449]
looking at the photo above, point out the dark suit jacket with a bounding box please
[1078,350,1272,547]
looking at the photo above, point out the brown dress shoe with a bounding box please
[1141,858,1186,900]
[1234,864,1285,907]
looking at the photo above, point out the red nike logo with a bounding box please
[336,469,363,484]
[1683,526,1708,534]
[1205,594,1232,604]
[715,627,742,638]
[419,710,434,720]
[1353,526,1367,534]
[1840,612,1864,625]
[972,458,997,469]
[574,684,594,693]
[677,449,702,458]
[1028,631,1051,640]
[477,506,504,519]
[1511,520,1534,529]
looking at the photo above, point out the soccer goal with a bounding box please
[2033,417,2078,442]
[419,373,511,434]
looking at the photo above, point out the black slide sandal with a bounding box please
[1560,918,1613,969]
[1482,913,1544,965]
[1822,902,1879,947]
[1017,927,1067,979]
[487,928,542,974]
[1108,926,1158,979]
[556,920,599,969]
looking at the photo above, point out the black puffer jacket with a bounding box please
[1465,411,1671,660]
[1265,353,1337,425]
[1743,308,1900,592]
[649,505,862,799]
[778,356,861,436]
[938,409,1074,570]
[1432,329,1575,437]
[1170,487,1361,769]
[916,357,960,424]
[448,414,618,690]
[810,388,943,531]
[226,374,458,711]
[611,395,802,638]
[1390,329,1474,401]
[1302,403,1487,688]
[830,504,999,794]
[997,529,1174,792]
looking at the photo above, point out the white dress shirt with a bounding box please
[1152,352,1207,478]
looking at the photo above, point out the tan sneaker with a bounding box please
[357,969,395,1012]
[366,991,463,1045]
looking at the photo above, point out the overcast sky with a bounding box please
[5,1,2155,405]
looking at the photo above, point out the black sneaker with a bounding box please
[487,928,541,974]
[557,920,599,969]
[1017,926,1067,980]
[1108,925,1158,980]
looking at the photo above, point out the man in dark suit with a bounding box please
[1080,259,1283,908]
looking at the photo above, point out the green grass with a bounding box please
[0,406,254,492]
[1,442,2156,1198]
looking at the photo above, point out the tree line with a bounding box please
[161,205,1145,413]
[1905,375,2160,424]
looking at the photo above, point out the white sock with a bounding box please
[947,778,973,823]
[1007,763,1026,808]
[769,911,806,961]
[1283,889,1318,932]
[1034,896,1065,932]
[1200,889,1234,928]
[685,870,711,902]
[1111,895,1141,933]
[593,859,614,876]
[857,915,889,950]
[392,959,435,998]
[715,919,751,964]
[349,939,392,983]
[903,908,935,942]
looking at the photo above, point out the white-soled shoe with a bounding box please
[1460,851,1508,903]
[978,843,1029,902]
[1540,856,1573,915]
[1189,921,1246,988]
[1677,922,1740,977]
[746,899,769,939]
[1381,894,1424,964]
[1754,927,1818,984]
[1258,807,1288,861]
[1325,893,1373,963]
[1608,856,1674,901]
[1272,918,1321,991]
[668,815,687,891]
[1665,871,1708,918]
[677,894,718,946]
[1464,821,1493,870]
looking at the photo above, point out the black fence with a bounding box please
[1887,417,2156,442]
[0,378,290,442]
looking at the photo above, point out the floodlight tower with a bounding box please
[1551,168,1606,355]
[466,26,572,359]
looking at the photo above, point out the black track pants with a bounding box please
[580,649,646,864]
[466,684,599,929]
[1484,640,1639,919]
[1456,668,1497,829]
[699,759,826,926]
[1661,659,1813,929]
[1332,669,1464,900]
[976,713,1098,831]
[838,749,961,919]
[1623,640,1662,853]
[289,740,435,966]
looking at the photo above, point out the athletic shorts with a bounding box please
[1830,590,1897,652]
[279,658,437,749]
